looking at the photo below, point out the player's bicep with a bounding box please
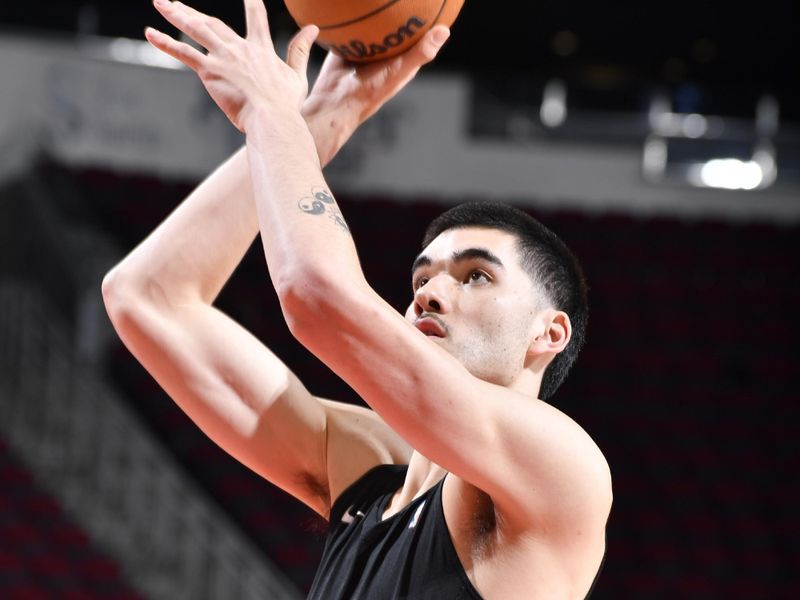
[105,295,331,514]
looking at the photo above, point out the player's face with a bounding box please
[405,227,543,386]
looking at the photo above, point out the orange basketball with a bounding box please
[283,0,464,63]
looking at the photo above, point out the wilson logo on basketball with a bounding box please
[333,17,426,61]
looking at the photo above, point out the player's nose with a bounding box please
[413,274,451,315]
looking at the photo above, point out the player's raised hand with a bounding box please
[298,25,450,165]
[306,25,450,126]
[145,0,319,132]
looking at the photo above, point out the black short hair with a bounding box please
[422,201,588,400]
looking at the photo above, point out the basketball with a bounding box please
[283,0,464,63]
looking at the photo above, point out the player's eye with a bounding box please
[414,276,429,290]
[467,270,490,284]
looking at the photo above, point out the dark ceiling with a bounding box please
[2,1,798,106]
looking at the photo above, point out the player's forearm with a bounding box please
[245,106,366,309]
[104,102,361,307]
[103,147,258,306]
[306,96,361,168]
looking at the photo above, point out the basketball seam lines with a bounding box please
[313,0,403,30]
[432,0,448,26]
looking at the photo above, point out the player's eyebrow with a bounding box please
[451,248,505,268]
[411,254,432,276]
[411,247,505,276]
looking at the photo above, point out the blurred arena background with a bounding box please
[1,1,798,598]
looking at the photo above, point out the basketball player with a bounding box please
[102,1,612,598]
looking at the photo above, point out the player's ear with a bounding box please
[528,310,571,356]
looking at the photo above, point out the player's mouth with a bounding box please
[414,316,446,338]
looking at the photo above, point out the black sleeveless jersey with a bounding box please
[307,464,483,599]
[307,464,605,599]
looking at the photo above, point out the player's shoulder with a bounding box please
[532,393,612,484]
[540,399,614,520]
[317,398,413,516]
[319,398,412,453]
[456,387,613,530]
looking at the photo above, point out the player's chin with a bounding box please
[420,330,446,340]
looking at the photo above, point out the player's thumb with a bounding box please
[416,25,450,64]
[287,25,319,77]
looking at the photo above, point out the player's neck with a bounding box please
[381,452,445,521]
[507,366,542,399]
[405,453,447,496]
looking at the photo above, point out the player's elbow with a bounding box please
[275,269,356,342]
[101,267,126,317]
[275,270,326,334]
[101,267,143,327]
[101,266,168,325]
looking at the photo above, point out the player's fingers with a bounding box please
[380,25,449,82]
[244,0,271,43]
[287,25,319,77]
[320,50,347,73]
[412,25,450,65]
[145,26,205,72]
[152,0,223,51]
[202,14,239,44]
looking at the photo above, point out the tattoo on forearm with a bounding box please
[298,187,350,234]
